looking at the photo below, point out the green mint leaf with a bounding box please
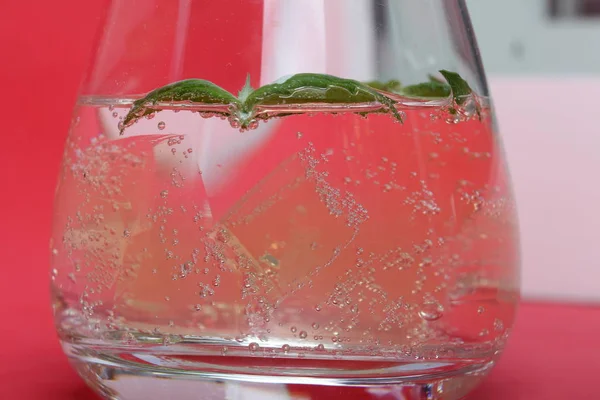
[364,79,402,92]
[121,71,477,134]
[392,70,474,104]
[400,81,451,98]
[427,74,445,84]
[241,73,404,127]
[120,79,240,134]
[439,69,473,104]
[237,74,254,103]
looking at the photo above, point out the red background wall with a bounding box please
[0,1,109,398]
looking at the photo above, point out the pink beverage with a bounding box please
[51,96,518,393]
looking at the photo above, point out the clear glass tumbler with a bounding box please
[50,1,520,399]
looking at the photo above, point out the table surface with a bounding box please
[1,1,599,399]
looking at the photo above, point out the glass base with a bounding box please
[65,343,494,400]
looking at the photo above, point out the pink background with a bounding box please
[492,76,600,303]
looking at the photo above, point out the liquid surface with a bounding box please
[51,96,519,387]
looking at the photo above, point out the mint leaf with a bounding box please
[120,79,240,134]
[385,70,474,104]
[242,73,404,126]
[364,79,402,92]
[427,74,446,84]
[439,69,473,104]
[400,81,451,98]
[120,71,477,134]
[237,74,254,103]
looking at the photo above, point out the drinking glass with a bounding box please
[50,1,520,399]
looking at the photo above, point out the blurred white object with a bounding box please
[261,0,327,82]
[261,0,375,83]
